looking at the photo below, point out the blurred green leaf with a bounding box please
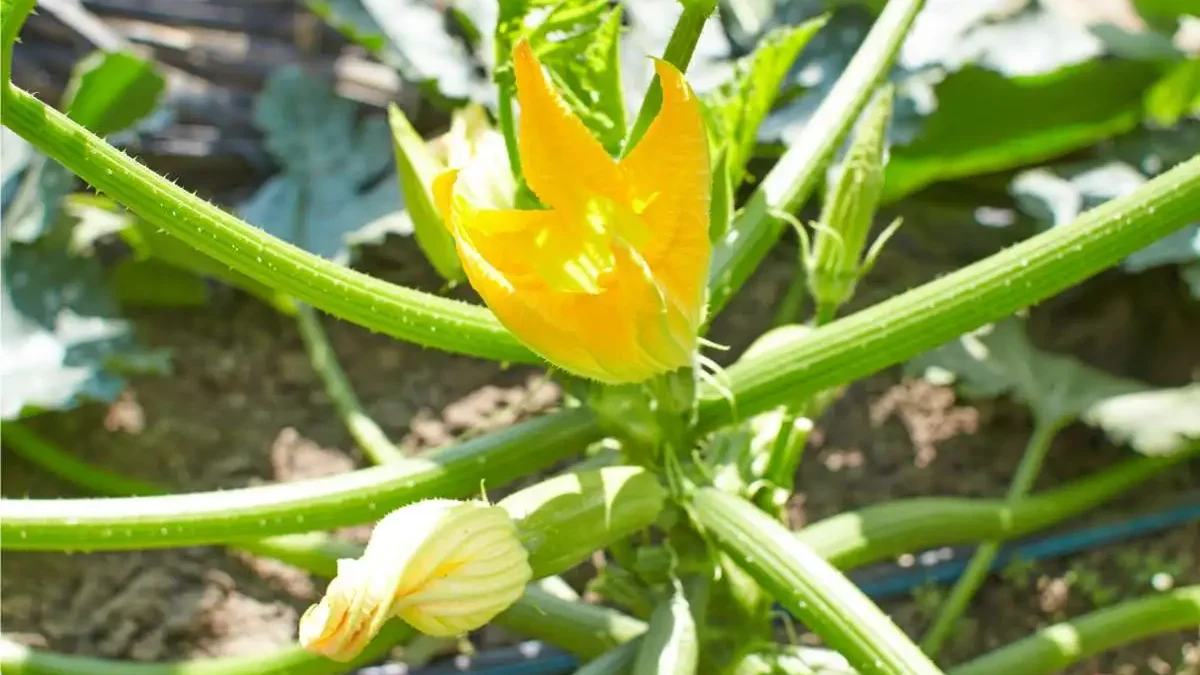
[63,51,164,137]
[304,0,488,102]
[907,318,1142,425]
[1011,123,1200,282]
[703,18,825,187]
[495,0,627,153]
[1145,57,1200,127]
[0,242,167,419]
[108,258,209,308]
[239,67,409,265]
[115,204,290,311]
[2,50,163,245]
[388,104,463,282]
[1082,384,1200,456]
[883,61,1161,202]
[542,5,627,155]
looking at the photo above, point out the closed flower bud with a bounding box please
[299,499,531,661]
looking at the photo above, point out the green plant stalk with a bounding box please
[700,154,1200,430]
[496,72,524,186]
[9,425,1189,669]
[2,423,645,661]
[706,0,925,317]
[294,303,408,465]
[771,271,808,327]
[498,585,648,660]
[692,488,943,675]
[0,408,601,550]
[1,0,1194,443]
[0,422,163,496]
[948,586,1200,675]
[754,411,812,513]
[0,622,412,675]
[920,418,1065,657]
[573,639,642,675]
[0,85,533,364]
[3,426,1187,563]
[623,0,716,155]
[0,420,375,574]
[799,447,1196,570]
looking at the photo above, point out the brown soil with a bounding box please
[3,216,1199,673]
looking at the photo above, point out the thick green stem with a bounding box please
[693,488,943,675]
[798,447,1195,570]
[3,423,645,661]
[706,0,926,317]
[0,409,600,550]
[920,419,1065,656]
[499,585,648,659]
[294,304,408,465]
[623,0,715,154]
[0,622,412,675]
[0,86,533,364]
[949,586,1200,675]
[700,155,1200,429]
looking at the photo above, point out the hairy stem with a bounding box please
[700,155,1200,429]
[0,85,532,364]
[0,409,600,549]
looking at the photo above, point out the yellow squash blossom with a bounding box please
[435,40,711,384]
[299,499,531,661]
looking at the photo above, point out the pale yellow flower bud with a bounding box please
[298,499,532,661]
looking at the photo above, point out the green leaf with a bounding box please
[499,466,667,580]
[703,19,825,187]
[632,583,698,675]
[108,258,209,308]
[1082,385,1200,456]
[239,67,409,265]
[0,242,166,419]
[303,0,488,102]
[1,138,77,246]
[708,147,733,241]
[387,104,463,282]
[1145,57,1200,128]
[495,0,627,154]
[63,51,164,138]
[545,5,626,155]
[2,50,163,245]
[692,488,941,675]
[884,61,1161,202]
[907,318,1143,425]
[1011,124,1200,278]
[1,0,36,88]
[117,210,289,311]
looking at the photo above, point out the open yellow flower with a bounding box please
[435,40,711,384]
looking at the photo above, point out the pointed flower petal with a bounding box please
[620,58,712,330]
[438,44,711,384]
[513,39,624,211]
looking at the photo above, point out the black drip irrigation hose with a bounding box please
[355,496,1200,675]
